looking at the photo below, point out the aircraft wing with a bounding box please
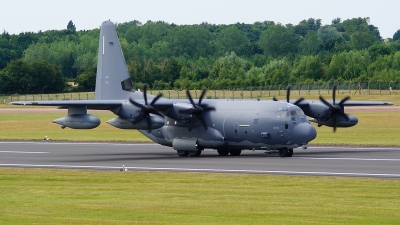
[341,101,393,106]
[11,100,123,110]
[294,100,393,107]
[11,98,175,111]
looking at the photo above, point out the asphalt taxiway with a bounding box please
[1,141,400,178]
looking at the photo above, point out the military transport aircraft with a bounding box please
[12,20,393,157]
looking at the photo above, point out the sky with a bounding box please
[1,0,399,39]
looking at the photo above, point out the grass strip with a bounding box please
[1,168,400,224]
[0,111,150,142]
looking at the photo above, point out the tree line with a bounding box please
[1,18,400,94]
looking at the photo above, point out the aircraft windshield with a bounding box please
[276,108,289,118]
[290,109,308,123]
[290,109,305,116]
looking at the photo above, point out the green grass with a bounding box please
[1,168,400,224]
[0,110,150,142]
[311,111,400,146]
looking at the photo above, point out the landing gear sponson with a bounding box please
[177,148,293,157]
[177,149,243,157]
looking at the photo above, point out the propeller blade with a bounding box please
[319,96,331,108]
[332,85,337,105]
[128,84,164,131]
[273,96,279,101]
[186,89,196,106]
[333,115,337,132]
[129,97,143,108]
[286,86,291,103]
[150,92,163,106]
[198,89,207,105]
[318,86,353,132]
[143,85,148,105]
[338,96,350,106]
[294,97,305,106]
[202,106,215,111]
[182,88,213,131]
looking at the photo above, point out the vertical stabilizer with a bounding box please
[95,21,133,100]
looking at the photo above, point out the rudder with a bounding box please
[95,20,133,100]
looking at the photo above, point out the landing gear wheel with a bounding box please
[229,149,242,156]
[217,149,230,156]
[177,150,189,157]
[287,149,293,157]
[189,150,202,157]
[279,148,289,157]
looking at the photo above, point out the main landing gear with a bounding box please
[177,149,243,157]
[177,150,189,157]
[278,148,293,157]
[217,149,242,156]
[177,149,202,157]
[178,149,292,157]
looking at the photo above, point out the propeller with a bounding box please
[273,86,305,106]
[179,89,215,131]
[319,85,350,132]
[129,84,164,132]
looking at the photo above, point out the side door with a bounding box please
[276,108,291,144]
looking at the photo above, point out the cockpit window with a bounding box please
[297,109,305,116]
[290,109,308,123]
[276,108,289,118]
[290,109,305,116]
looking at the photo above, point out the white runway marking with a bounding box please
[307,146,400,150]
[0,142,159,146]
[0,151,48,154]
[1,163,400,178]
[295,157,400,162]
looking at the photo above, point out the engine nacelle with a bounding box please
[165,102,194,121]
[310,114,358,128]
[107,115,164,130]
[53,114,100,129]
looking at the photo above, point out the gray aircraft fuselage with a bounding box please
[108,98,316,152]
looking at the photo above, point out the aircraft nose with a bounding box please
[293,123,317,145]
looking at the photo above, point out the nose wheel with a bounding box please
[279,148,293,157]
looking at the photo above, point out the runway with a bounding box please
[1,141,400,178]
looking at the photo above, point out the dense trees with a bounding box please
[0,60,64,94]
[215,26,250,55]
[67,20,76,31]
[1,17,400,94]
[394,30,400,41]
[257,24,298,57]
